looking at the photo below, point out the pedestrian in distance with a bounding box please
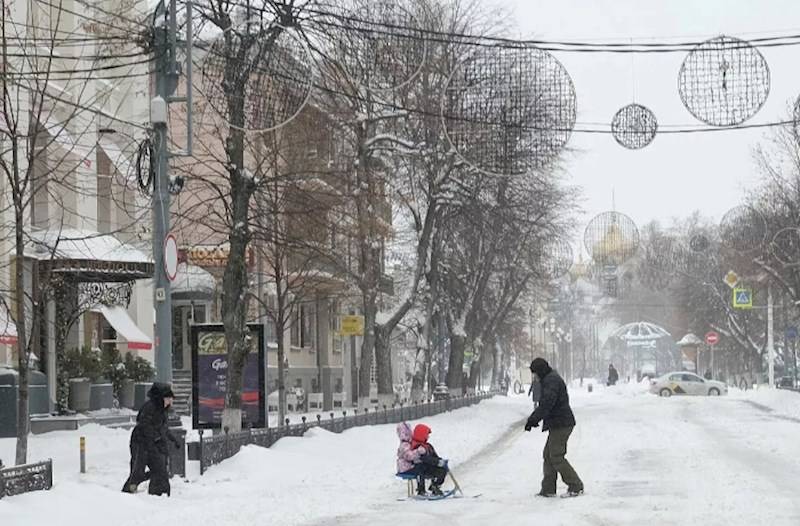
[528,373,542,408]
[607,363,619,386]
[525,358,584,498]
[121,382,179,496]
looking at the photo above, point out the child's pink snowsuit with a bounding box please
[396,422,424,473]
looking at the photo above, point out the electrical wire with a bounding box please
[301,5,800,54]
[135,135,156,196]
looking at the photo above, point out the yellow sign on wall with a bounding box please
[340,315,365,336]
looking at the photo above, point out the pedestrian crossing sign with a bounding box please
[733,288,752,309]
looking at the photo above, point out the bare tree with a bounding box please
[189,0,312,432]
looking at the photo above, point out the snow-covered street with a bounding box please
[3,385,800,526]
[325,387,800,526]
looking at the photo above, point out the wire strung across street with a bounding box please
[301,4,800,53]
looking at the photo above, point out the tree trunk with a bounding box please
[275,311,287,427]
[467,359,480,390]
[489,335,500,389]
[358,297,377,408]
[411,345,426,402]
[14,206,29,465]
[373,323,393,403]
[445,328,465,391]
[221,125,252,433]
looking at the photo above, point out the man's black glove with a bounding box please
[524,418,540,432]
[169,435,180,449]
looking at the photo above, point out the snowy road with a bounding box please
[311,390,800,526]
[3,386,800,526]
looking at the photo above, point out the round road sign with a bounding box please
[164,234,179,282]
[705,331,720,346]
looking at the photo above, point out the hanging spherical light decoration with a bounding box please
[583,211,640,267]
[442,46,577,176]
[678,35,770,126]
[719,205,767,252]
[611,103,658,149]
[201,24,313,133]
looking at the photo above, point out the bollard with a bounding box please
[79,436,86,474]
[588,384,593,393]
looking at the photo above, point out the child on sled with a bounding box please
[396,422,449,496]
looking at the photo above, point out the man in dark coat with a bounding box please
[122,382,178,496]
[524,358,583,498]
[607,364,619,386]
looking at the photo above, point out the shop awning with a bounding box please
[91,304,152,350]
[0,308,17,345]
[26,228,154,281]
[171,262,216,300]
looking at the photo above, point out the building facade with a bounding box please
[0,0,155,412]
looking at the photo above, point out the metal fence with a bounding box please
[197,392,495,474]
[0,459,53,498]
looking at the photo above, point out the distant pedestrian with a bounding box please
[703,369,712,380]
[607,364,619,386]
[525,358,584,498]
[528,373,542,408]
[122,383,178,496]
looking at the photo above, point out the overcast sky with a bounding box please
[495,0,800,252]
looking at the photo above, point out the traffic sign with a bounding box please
[340,315,364,336]
[723,270,740,289]
[733,288,752,309]
[786,326,798,340]
[164,233,179,282]
[705,331,719,345]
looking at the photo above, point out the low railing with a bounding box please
[0,459,53,498]
[197,391,495,475]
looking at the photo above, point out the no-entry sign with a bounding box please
[705,331,720,346]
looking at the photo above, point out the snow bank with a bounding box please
[0,396,530,526]
[729,386,800,420]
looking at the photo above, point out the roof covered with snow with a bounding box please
[171,263,216,299]
[25,228,151,264]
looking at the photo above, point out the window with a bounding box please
[311,377,319,393]
[335,377,343,393]
[291,303,315,349]
[682,374,702,382]
[192,304,207,324]
[330,302,342,353]
[265,317,277,344]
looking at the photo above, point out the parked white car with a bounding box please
[649,372,728,397]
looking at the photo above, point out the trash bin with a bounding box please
[69,378,91,412]
[119,379,135,409]
[133,382,151,410]
[89,383,114,410]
